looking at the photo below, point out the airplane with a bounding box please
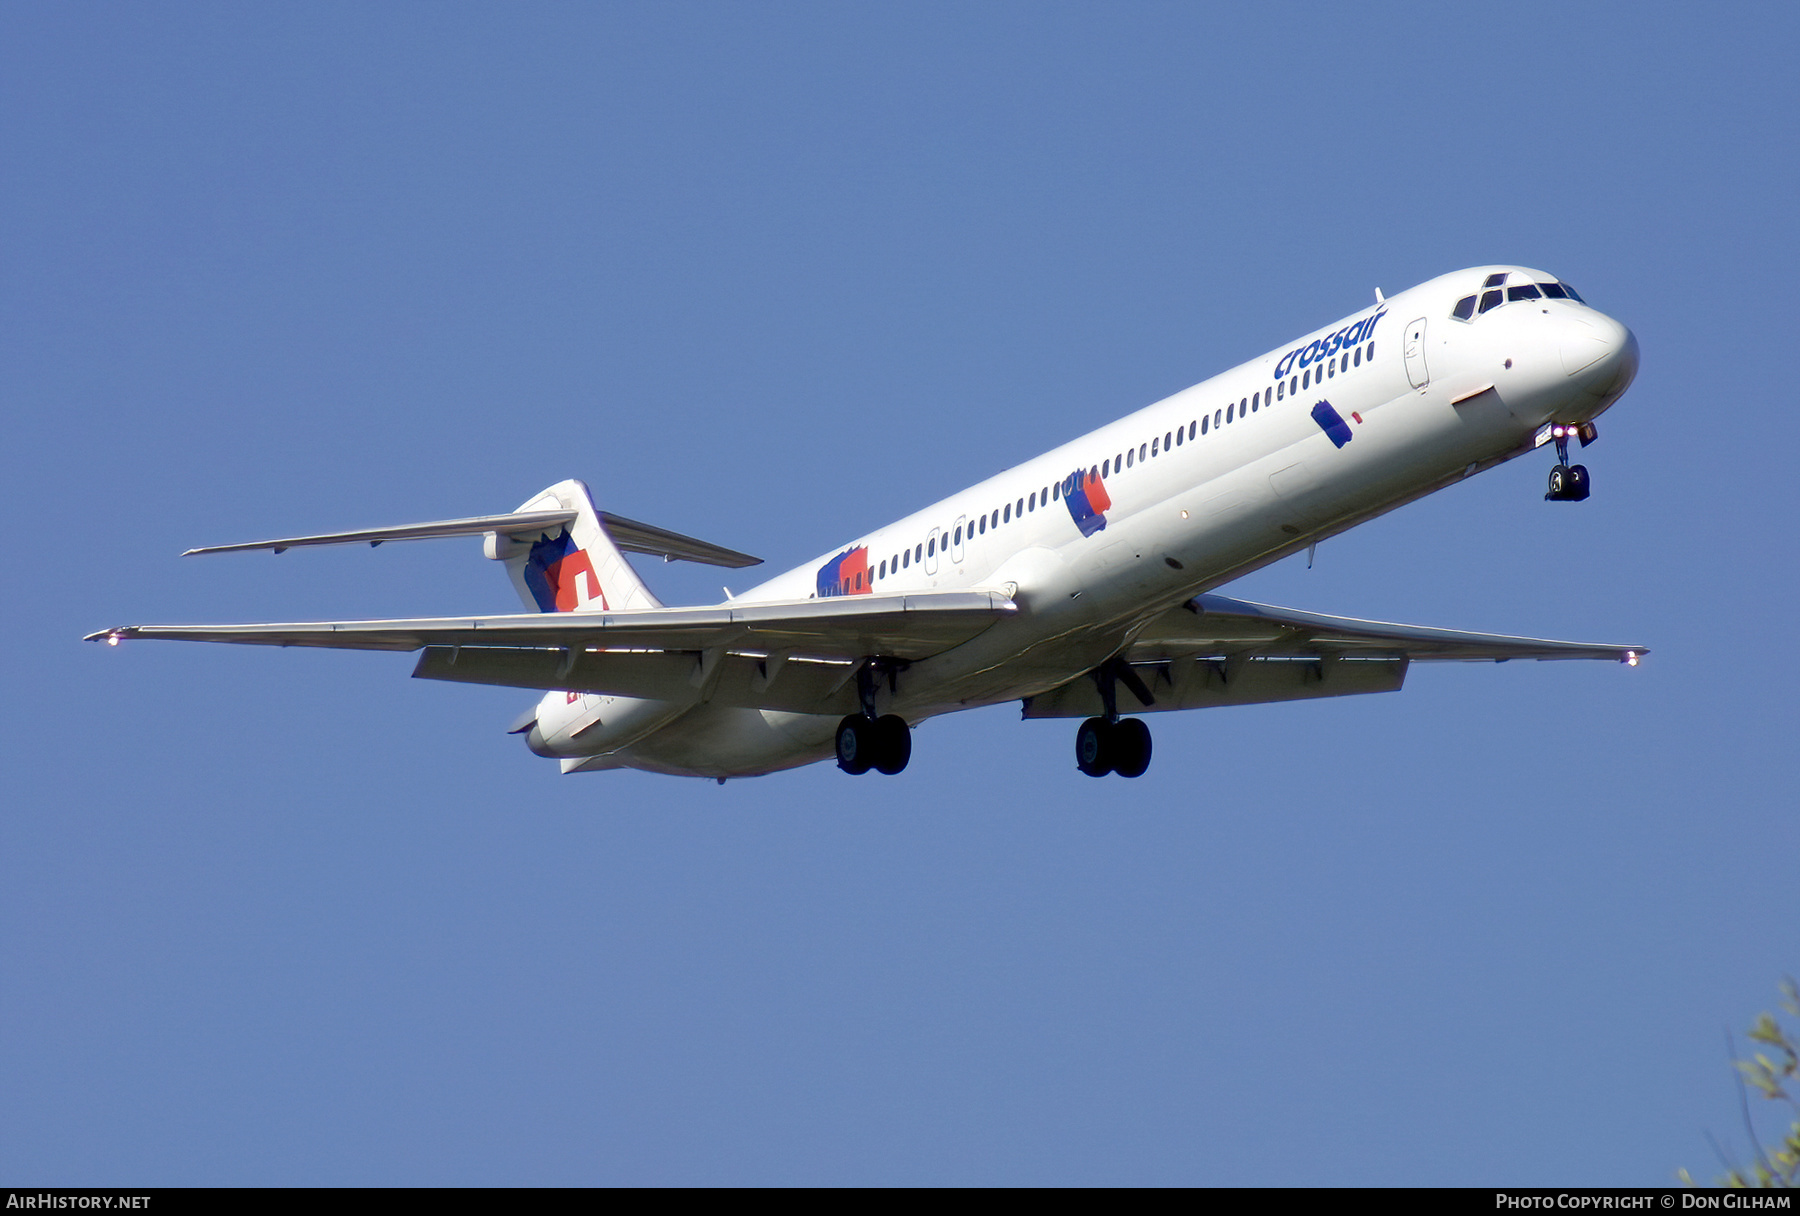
[88,265,1644,782]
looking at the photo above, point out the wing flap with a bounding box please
[413,646,865,716]
[1022,655,1408,718]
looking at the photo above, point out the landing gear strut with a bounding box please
[1074,657,1155,778]
[836,659,911,775]
[1545,422,1595,502]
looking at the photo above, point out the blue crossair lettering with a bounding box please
[1274,310,1387,379]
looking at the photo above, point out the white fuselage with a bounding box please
[528,266,1639,778]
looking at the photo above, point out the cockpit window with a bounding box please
[1507,283,1543,302]
[1478,289,1504,313]
[1452,295,1477,321]
[1559,281,1584,302]
[1483,272,1507,288]
[1538,281,1569,299]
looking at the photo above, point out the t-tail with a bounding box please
[491,479,661,612]
[172,478,762,615]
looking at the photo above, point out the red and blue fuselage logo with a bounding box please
[1310,399,1357,448]
[524,530,605,612]
[1064,468,1112,537]
[816,545,871,597]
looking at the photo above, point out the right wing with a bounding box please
[89,591,1018,716]
[1022,592,1646,718]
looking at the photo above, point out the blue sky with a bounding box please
[4,2,1796,1185]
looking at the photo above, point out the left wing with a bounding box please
[1022,593,1645,718]
[89,592,1018,716]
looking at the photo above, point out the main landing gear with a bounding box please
[1075,656,1155,778]
[1545,422,1596,502]
[835,713,911,775]
[836,659,911,775]
[1076,716,1151,778]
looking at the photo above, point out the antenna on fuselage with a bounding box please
[1373,287,1385,304]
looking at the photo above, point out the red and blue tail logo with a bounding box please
[816,545,871,597]
[1064,468,1112,538]
[524,530,606,612]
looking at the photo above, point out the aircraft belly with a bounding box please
[615,705,834,779]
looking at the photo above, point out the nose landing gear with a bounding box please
[1544,422,1596,502]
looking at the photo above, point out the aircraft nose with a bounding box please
[1560,312,1639,391]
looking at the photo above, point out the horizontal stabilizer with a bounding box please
[183,511,579,556]
[596,512,762,568]
[182,509,761,568]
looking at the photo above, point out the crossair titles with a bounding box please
[1273,310,1386,379]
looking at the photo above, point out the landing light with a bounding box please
[107,633,119,647]
[1625,651,1639,666]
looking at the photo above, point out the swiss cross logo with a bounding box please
[524,530,608,612]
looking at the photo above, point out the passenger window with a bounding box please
[902,550,909,568]
[1366,343,1375,360]
[1327,361,1335,378]
[879,560,886,578]
[1507,283,1542,301]
[915,544,922,561]
[1289,375,1298,395]
[1200,415,1208,435]
[1139,443,1147,461]
[1227,403,1234,423]
[1152,437,1159,456]
[1016,497,1024,515]
[1276,382,1284,400]
[978,517,985,535]
[1188,421,1196,439]
[1354,347,1362,366]
[1214,409,1222,427]
[1452,295,1477,321]
[1479,289,1503,313]
[1174,429,1182,446]
[1052,482,1060,501]
[1303,369,1310,389]
[928,538,935,556]
[1102,458,1110,476]
[1003,503,1011,522]
[1090,465,1099,482]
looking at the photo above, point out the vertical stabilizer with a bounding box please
[487,479,662,612]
